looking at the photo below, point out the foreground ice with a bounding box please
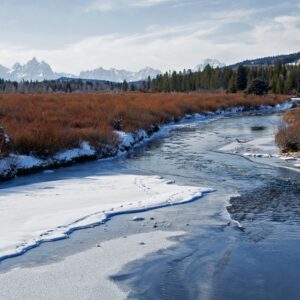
[0,174,212,260]
[0,231,184,300]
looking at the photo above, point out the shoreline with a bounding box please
[0,100,293,182]
[219,135,300,173]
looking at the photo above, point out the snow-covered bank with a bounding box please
[219,136,300,172]
[0,231,184,300]
[0,174,212,261]
[0,100,293,180]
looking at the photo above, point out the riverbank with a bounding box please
[275,98,300,155]
[0,94,290,181]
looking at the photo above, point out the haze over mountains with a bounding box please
[0,58,162,82]
[0,58,74,82]
[0,58,226,82]
[79,66,161,83]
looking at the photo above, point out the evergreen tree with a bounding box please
[130,84,136,92]
[284,72,293,94]
[122,80,129,92]
[236,65,248,91]
[248,77,269,95]
[146,76,151,91]
[227,74,237,93]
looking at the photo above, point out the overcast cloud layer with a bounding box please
[0,0,299,73]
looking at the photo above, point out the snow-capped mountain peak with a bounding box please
[79,66,161,82]
[0,58,162,82]
[194,59,225,72]
[3,58,57,81]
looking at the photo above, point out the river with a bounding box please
[0,110,300,299]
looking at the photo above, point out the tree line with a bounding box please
[0,78,140,93]
[0,62,299,95]
[147,63,300,95]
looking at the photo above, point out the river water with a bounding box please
[1,111,300,299]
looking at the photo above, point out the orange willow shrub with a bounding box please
[0,93,286,157]
[276,107,300,153]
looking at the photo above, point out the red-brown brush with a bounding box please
[0,93,287,157]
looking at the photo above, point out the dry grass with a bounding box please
[276,107,300,153]
[0,93,287,158]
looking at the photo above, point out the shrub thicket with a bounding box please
[276,108,300,153]
[0,93,286,157]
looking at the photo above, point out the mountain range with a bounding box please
[0,58,226,82]
[79,66,161,82]
[0,58,162,82]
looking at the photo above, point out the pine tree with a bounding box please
[146,76,151,91]
[227,74,237,93]
[236,65,248,91]
[284,72,293,94]
[248,77,269,95]
[122,80,129,92]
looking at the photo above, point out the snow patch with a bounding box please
[279,156,297,161]
[54,142,95,161]
[0,174,213,260]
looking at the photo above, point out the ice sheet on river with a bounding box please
[0,231,184,300]
[0,174,212,260]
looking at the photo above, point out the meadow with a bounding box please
[0,93,286,158]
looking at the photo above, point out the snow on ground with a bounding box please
[54,142,95,161]
[0,142,96,178]
[0,230,184,300]
[0,174,212,260]
[219,136,300,172]
[219,136,280,158]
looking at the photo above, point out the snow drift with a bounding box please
[0,174,213,261]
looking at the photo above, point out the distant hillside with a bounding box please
[230,52,300,68]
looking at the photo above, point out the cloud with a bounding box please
[86,0,175,12]
[0,8,299,74]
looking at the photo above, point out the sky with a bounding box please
[0,0,299,74]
